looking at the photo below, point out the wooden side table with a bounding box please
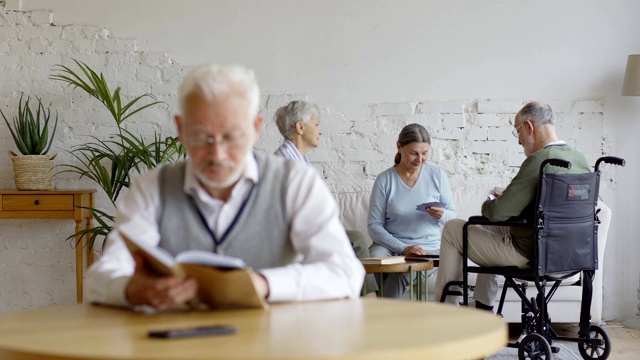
[0,190,96,303]
[362,260,436,300]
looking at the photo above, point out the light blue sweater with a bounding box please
[367,163,456,253]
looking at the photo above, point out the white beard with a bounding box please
[195,164,244,190]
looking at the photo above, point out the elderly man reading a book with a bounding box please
[85,64,365,310]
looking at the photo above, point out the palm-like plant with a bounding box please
[1,95,58,155]
[51,59,186,250]
[51,59,161,127]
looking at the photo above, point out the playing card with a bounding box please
[416,202,446,212]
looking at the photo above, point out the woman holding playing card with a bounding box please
[368,123,457,298]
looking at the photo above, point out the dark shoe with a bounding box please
[475,301,494,312]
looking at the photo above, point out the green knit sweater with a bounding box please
[481,144,591,260]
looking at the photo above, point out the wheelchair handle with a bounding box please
[541,158,571,170]
[595,156,625,171]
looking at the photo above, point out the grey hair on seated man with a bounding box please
[516,101,556,127]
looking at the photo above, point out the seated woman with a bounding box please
[273,100,379,297]
[368,123,457,298]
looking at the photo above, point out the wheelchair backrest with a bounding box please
[535,170,600,276]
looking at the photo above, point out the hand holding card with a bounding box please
[416,202,446,212]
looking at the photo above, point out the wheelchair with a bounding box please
[441,156,625,360]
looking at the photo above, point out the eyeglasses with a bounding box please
[512,123,524,138]
[184,134,246,150]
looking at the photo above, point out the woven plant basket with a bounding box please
[9,151,57,190]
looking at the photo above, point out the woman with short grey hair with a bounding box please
[273,101,379,297]
[273,101,322,164]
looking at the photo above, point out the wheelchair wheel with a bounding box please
[578,325,611,360]
[518,333,552,359]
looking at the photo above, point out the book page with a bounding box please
[175,250,247,269]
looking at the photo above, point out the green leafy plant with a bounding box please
[51,58,186,250]
[1,95,58,155]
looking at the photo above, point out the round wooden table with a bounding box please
[0,298,506,360]
[362,260,436,300]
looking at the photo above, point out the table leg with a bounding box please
[425,271,428,302]
[86,214,94,267]
[409,265,414,301]
[74,219,83,304]
[418,271,422,301]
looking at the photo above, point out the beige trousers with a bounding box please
[434,219,529,306]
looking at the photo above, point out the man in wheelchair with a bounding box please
[435,101,623,359]
[434,100,591,310]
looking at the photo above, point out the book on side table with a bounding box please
[402,254,439,262]
[360,256,406,265]
[121,231,268,310]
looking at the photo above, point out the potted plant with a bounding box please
[1,95,58,190]
[50,58,185,250]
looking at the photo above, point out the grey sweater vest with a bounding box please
[157,153,296,269]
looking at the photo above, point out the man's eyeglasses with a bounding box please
[184,134,246,149]
[512,123,524,138]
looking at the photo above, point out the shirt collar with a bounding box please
[283,139,309,164]
[544,140,567,147]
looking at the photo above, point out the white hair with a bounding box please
[178,64,260,119]
[274,100,320,138]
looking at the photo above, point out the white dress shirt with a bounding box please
[85,153,364,307]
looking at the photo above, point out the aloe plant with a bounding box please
[51,58,186,250]
[1,95,58,155]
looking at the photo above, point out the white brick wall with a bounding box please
[0,5,612,312]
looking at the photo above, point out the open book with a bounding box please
[121,231,268,310]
